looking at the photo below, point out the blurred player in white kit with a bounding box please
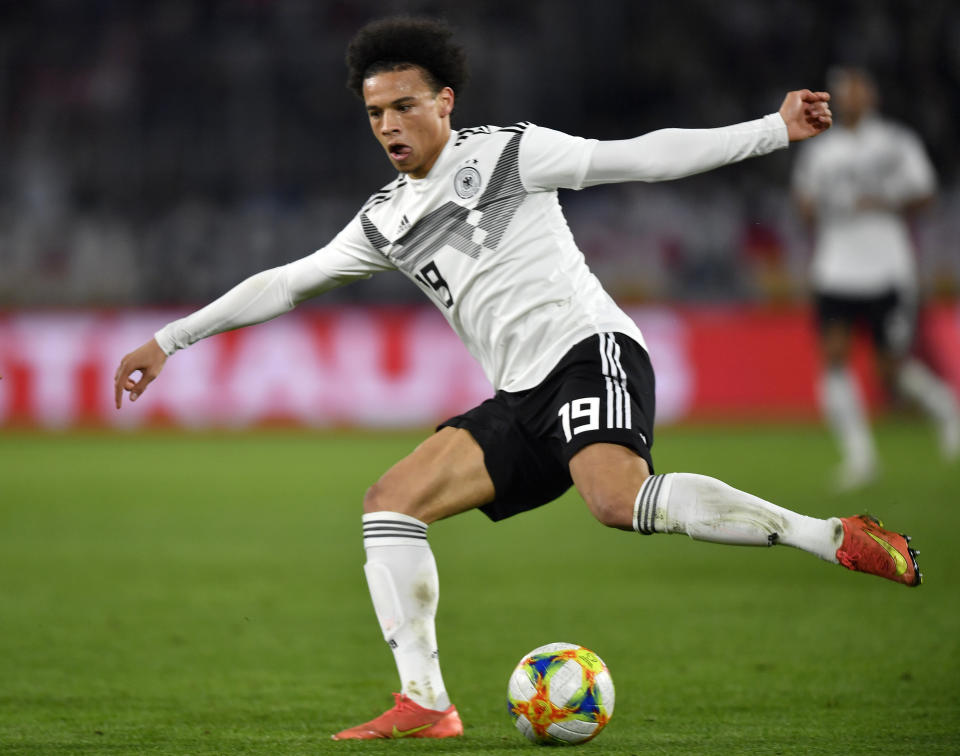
[793,66,960,490]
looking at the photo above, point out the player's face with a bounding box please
[363,67,454,179]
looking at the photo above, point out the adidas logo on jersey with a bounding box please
[397,214,411,236]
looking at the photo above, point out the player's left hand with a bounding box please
[779,89,832,142]
[114,338,167,409]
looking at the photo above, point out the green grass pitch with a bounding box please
[1,422,958,754]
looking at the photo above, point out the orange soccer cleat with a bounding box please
[836,514,922,587]
[331,693,463,740]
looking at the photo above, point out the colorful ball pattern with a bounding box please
[507,642,615,745]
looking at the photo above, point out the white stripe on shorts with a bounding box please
[599,333,630,430]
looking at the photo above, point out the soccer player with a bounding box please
[793,66,960,490]
[114,19,922,741]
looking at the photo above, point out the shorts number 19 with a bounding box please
[558,397,600,443]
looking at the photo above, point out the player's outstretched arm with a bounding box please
[111,228,392,409]
[115,338,167,408]
[579,98,823,188]
[779,89,832,141]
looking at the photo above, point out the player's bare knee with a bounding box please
[583,490,634,531]
[362,478,433,523]
[363,479,407,515]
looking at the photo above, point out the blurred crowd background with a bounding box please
[2,0,958,308]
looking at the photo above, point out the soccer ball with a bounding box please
[506,642,615,745]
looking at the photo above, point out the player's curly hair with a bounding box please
[345,16,468,98]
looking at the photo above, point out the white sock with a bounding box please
[819,367,876,472]
[897,359,960,457]
[362,512,450,711]
[633,472,843,563]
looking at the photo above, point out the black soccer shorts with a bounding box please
[814,288,916,357]
[439,332,655,522]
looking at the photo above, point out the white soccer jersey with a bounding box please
[156,115,788,392]
[345,123,651,391]
[792,115,936,295]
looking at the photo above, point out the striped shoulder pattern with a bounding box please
[361,175,408,213]
[454,121,532,147]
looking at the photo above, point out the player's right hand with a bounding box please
[114,338,167,409]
